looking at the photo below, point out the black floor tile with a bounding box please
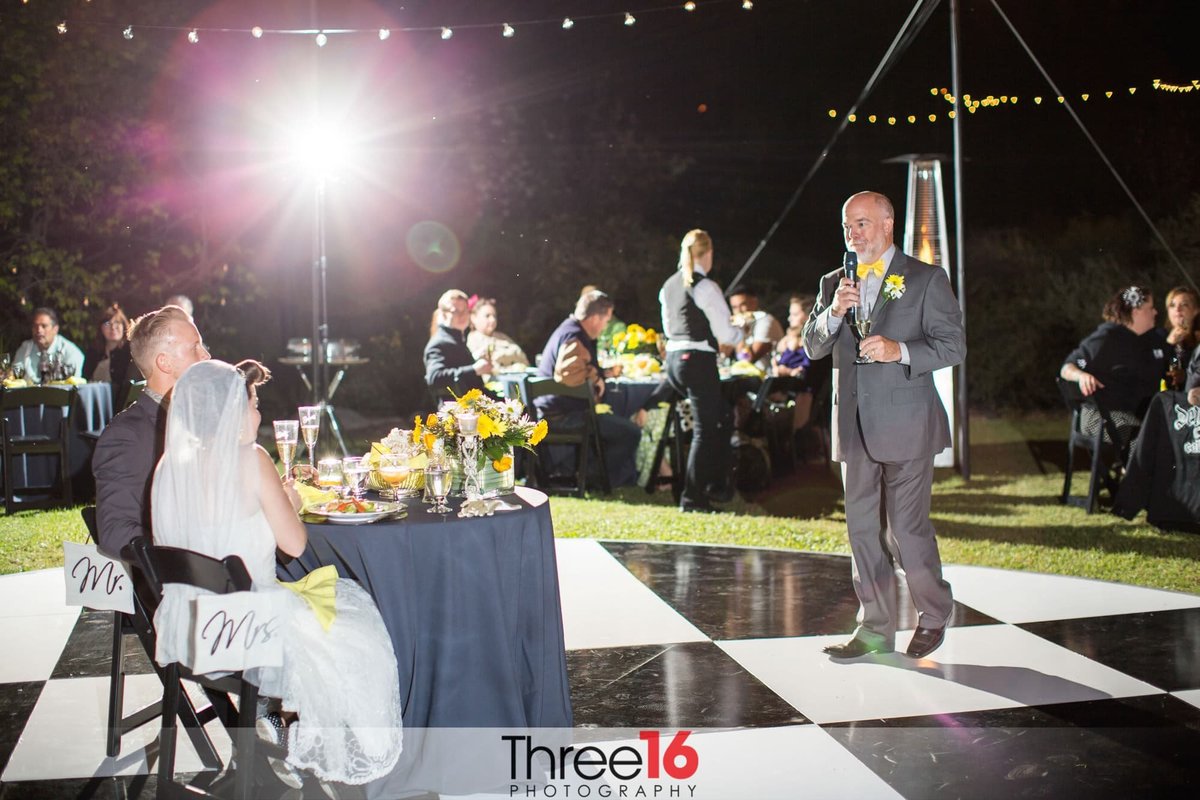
[823,694,1200,799]
[567,641,809,729]
[601,541,996,640]
[50,610,154,681]
[0,682,43,777]
[1021,607,1200,692]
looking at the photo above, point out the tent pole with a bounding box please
[950,0,970,479]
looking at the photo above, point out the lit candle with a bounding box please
[456,411,479,436]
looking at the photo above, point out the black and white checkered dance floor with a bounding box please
[2,539,1199,798]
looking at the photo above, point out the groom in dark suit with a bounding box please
[93,305,210,557]
[802,191,965,660]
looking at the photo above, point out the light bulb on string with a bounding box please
[251,26,263,38]
[379,28,390,40]
[316,32,327,47]
[123,25,133,40]
[562,18,574,29]
[441,27,453,40]
[742,0,754,9]
[502,23,515,38]
[625,13,636,26]
[188,29,199,44]
[57,21,68,35]
[684,2,697,11]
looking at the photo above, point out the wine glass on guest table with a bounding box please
[844,252,874,365]
[298,405,320,468]
[273,420,300,480]
[316,458,344,499]
[424,462,452,514]
[378,451,415,501]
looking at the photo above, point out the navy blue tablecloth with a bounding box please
[278,486,572,730]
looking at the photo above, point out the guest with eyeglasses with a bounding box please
[84,303,139,391]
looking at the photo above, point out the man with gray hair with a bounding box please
[92,305,210,557]
[534,290,641,488]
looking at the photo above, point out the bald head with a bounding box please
[842,191,896,264]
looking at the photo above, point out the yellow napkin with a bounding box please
[730,360,766,378]
[65,376,87,386]
[594,403,613,415]
[295,482,336,510]
[279,565,339,631]
[2,379,30,389]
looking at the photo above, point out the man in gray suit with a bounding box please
[802,191,965,660]
[93,305,210,557]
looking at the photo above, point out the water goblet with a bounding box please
[298,406,321,467]
[424,463,452,514]
[0,354,10,380]
[12,363,25,380]
[342,456,369,502]
[273,420,299,480]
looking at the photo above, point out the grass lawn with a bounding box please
[2,412,1198,594]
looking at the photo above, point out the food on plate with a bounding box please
[319,498,377,514]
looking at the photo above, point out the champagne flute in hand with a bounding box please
[273,420,300,480]
[298,406,320,467]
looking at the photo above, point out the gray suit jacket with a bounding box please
[802,252,965,463]
[93,396,164,558]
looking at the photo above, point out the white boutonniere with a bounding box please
[872,274,906,316]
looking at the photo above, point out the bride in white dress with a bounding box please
[150,359,403,786]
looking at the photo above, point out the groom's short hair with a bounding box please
[129,305,193,376]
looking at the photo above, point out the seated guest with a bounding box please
[1163,286,1199,390]
[1188,342,1200,407]
[581,284,627,354]
[728,285,784,373]
[1060,285,1166,444]
[535,290,641,488]
[773,294,815,378]
[424,289,492,399]
[467,297,530,371]
[13,307,86,382]
[84,304,138,391]
[92,305,211,558]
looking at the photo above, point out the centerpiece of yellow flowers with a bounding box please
[611,323,662,379]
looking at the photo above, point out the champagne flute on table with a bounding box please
[273,420,299,481]
[298,405,321,468]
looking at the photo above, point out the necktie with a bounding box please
[856,260,885,279]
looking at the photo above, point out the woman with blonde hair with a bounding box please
[1163,286,1199,389]
[657,229,743,512]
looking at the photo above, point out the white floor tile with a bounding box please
[554,539,708,650]
[1171,688,1200,711]
[943,564,1200,623]
[0,612,80,683]
[719,624,1164,725]
[574,726,901,800]
[1,675,231,782]
[0,568,79,619]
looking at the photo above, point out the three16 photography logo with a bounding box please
[504,730,699,798]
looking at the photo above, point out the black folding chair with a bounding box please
[643,395,686,504]
[79,507,224,768]
[1057,377,1134,513]
[2,386,75,513]
[521,376,611,497]
[131,538,285,799]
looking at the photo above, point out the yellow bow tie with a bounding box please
[856,260,885,279]
[279,564,339,632]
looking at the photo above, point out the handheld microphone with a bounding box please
[842,252,858,324]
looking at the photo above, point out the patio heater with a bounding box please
[885,155,958,469]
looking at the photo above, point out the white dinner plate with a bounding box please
[305,501,404,525]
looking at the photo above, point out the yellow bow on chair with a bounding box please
[279,565,339,631]
[856,259,885,279]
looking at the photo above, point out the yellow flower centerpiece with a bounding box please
[612,323,663,379]
[411,389,548,495]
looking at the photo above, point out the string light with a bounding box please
[685,2,697,10]
[378,28,390,40]
[441,27,453,40]
[501,23,515,38]
[57,21,67,35]
[251,26,263,38]
[562,18,575,29]
[742,0,754,9]
[624,12,636,26]
[315,31,327,47]
[187,29,199,44]
[1153,78,1200,93]
[123,26,133,40]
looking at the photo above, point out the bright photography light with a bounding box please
[289,122,352,181]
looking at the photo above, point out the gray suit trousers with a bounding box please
[841,417,954,648]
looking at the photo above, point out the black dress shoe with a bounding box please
[905,626,946,658]
[822,638,893,660]
[680,502,717,514]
